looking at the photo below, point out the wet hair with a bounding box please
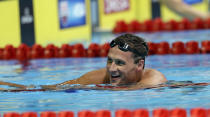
[112,33,149,67]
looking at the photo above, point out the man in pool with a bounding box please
[41,33,167,90]
[0,33,167,90]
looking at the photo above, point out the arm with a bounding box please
[161,0,210,20]
[0,81,27,89]
[41,68,109,90]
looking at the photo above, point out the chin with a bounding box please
[110,79,122,86]
[111,81,128,86]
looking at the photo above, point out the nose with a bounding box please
[109,62,117,72]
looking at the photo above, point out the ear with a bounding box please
[136,59,144,71]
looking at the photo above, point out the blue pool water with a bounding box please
[0,31,210,114]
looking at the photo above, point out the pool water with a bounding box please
[0,31,210,114]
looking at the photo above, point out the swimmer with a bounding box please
[41,33,167,90]
[0,33,167,91]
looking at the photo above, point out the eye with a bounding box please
[115,60,125,66]
[107,57,113,64]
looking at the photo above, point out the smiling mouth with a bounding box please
[111,74,121,79]
[110,75,122,85]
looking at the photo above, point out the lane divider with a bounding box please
[112,18,210,33]
[148,40,210,55]
[2,108,210,117]
[0,40,209,61]
[22,112,37,117]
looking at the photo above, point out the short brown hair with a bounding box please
[113,33,149,60]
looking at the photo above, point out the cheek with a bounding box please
[117,66,128,73]
[106,63,110,69]
[119,66,133,74]
[121,65,137,76]
[124,63,136,70]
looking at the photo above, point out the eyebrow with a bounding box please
[107,56,125,63]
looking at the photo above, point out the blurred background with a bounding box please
[0,0,209,48]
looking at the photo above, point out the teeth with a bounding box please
[111,75,120,78]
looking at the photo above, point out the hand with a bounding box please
[26,85,36,89]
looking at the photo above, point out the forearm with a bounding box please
[161,0,210,20]
[0,81,27,89]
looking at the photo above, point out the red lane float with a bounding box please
[115,109,131,117]
[201,40,210,54]
[72,43,86,57]
[144,20,153,32]
[21,112,38,117]
[147,42,157,55]
[2,108,210,117]
[58,111,74,117]
[16,44,30,61]
[100,43,110,57]
[0,40,210,61]
[0,48,3,59]
[44,44,59,58]
[40,111,56,117]
[59,44,72,58]
[152,18,164,32]
[170,108,187,117]
[78,110,94,117]
[190,108,207,117]
[3,44,16,60]
[193,18,205,29]
[31,44,44,59]
[167,20,178,31]
[185,41,200,54]
[4,112,20,117]
[171,41,185,54]
[87,43,100,57]
[127,20,142,33]
[133,109,149,117]
[112,18,210,34]
[156,42,170,55]
[204,18,210,29]
[95,110,111,117]
[112,20,128,33]
[181,18,191,30]
[153,108,169,117]
[163,21,173,31]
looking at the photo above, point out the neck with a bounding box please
[137,69,144,83]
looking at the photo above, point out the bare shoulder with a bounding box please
[139,68,167,86]
[144,68,164,76]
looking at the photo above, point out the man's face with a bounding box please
[106,46,144,86]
